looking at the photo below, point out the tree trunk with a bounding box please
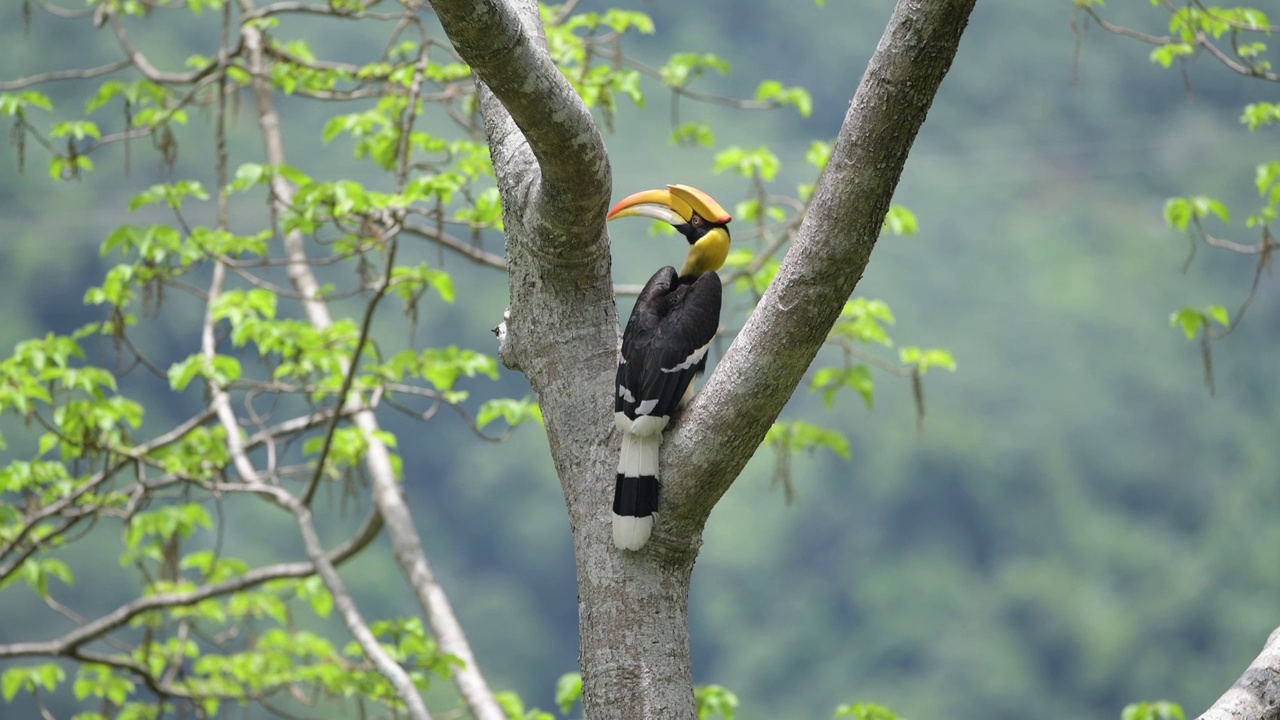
[575,537,698,718]
[431,0,977,717]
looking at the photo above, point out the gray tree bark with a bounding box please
[430,0,977,717]
[1198,626,1280,720]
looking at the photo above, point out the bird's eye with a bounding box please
[690,215,705,229]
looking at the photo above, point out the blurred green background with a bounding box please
[2,1,1278,718]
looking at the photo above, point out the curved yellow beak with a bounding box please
[606,184,732,226]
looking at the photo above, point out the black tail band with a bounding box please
[613,474,660,517]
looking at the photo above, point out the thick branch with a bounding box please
[463,0,617,443]
[452,4,632,716]
[430,0,610,229]
[662,0,978,538]
[1198,626,1280,720]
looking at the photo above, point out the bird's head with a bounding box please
[607,184,732,278]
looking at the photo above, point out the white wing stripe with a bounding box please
[661,341,710,373]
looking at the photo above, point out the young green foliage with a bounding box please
[0,1,954,718]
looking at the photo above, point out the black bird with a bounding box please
[606,184,732,550]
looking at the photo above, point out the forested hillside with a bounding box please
[1,1,1277,718]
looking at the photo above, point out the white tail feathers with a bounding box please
[618,433,660,477]
[613,432,662,551]
[612,513,654,551]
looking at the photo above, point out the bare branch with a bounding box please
[244,0,405,22]
[30,0,94,19]
[108,12,215,85]
[0,59,132,91]
[206,262,265,483]
[300,233,397,507]
[401,220,507,271]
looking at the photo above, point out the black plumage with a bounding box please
[615,267,722,424]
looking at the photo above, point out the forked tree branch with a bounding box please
[259,483,434,720]
[433,0,979,716]
[0,508,382,659]
[1081,4,1280,82]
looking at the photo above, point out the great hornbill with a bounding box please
[605,184,732,551]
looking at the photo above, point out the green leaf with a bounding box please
[37,432,58,456]
[166,356,202,391]
[477,397,543,429]
[671,122,715,147]
[554,672,583,714]
[659,53,731,87]
[755,80,812,117]
[834,703,901,720]
[0,91,52,116]
[713,146,781,181]
[297,575,335,618]
[766,420,851,460]
[1163,198,1191,231]
[899,346,957,375]
[2,665,64,701]
[496,691,527,719]
[1150,42,1195,68]
[210,355,241,385]
[1169,307,1204,340]
[695,685,739,720]
[1205,304,1229,327]
[1237,41,1268,59]
[50,120,101,141]
[882,205,918,236]
[1190,195,1229,224]
[428,269,455,303]
[1121,701,1185,720]
[229,162,268,191]
[831,298,896,346]
[420,347,499,391]
[129,180,209,212]
[600,8,654,34]
[805,140,833,171]
[1241,102,1280,131]
[811,365,875,409]
[1162,194,1231,231]
[1255,161,1280,200]
[1,668,24,702]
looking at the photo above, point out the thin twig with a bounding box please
[0,507,382,659]
[0,59,132,91]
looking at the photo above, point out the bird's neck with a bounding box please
[679,228,729,277]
